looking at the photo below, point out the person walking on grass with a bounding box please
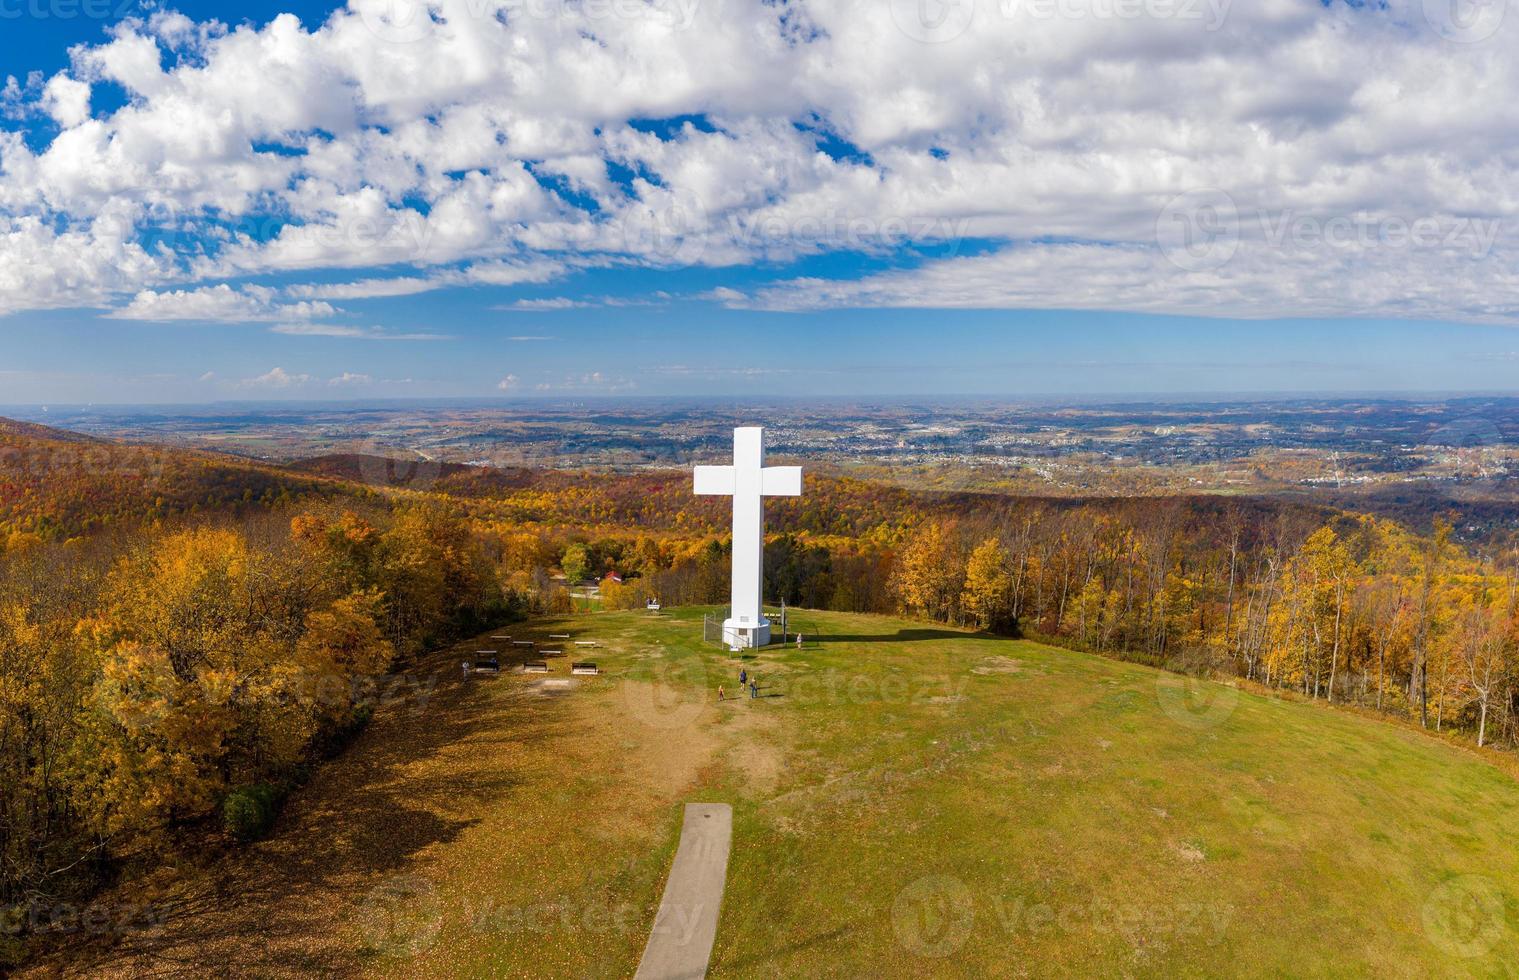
[796,633,803,650]
[739,667,747,687]
[749,678,758,699]
[718,684,725,702]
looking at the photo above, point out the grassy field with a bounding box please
[44,608,1519,978]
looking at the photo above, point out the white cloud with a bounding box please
[281,260,569,302]
[496,298,590,311]
[533,371,636,392]
[39,74,89,128]
[239,366,312,388]
[0,1,1517,322]
[492,294,666,311]
[741,235,1519,324]
[497,374,520,390]
[269,322,448,340]
[654,363,808,378]
[109,284,337,322]
[701,286,746,304]
[328,371,373,385]
[287,277,437,300]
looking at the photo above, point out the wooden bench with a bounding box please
[549,633,570,639]
[513,640,535,647]
[571,662,600,676]
[575,640,598,648]
[463,658,500,676]
[490,635,512,640]
[523,661,550,674]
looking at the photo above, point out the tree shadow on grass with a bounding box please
[714,920,862,972]
[812,628,974,644]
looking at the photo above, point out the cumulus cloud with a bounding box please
[0,0,1517,322]
[39,74,90,128]
[239,366,312,388]
[328,371,373,385]
[109,284,337,322]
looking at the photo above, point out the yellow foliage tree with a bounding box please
[892,522,964,623]
[962,537,1014,632]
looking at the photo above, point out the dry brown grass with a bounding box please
[22,621,726,979]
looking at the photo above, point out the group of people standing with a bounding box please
[718,667,759,702]
[716,633,806,702]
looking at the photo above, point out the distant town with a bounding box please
[9,395,1517,540]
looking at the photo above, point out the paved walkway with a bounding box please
[634,803,733,980]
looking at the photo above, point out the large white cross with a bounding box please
[693,427,802,647]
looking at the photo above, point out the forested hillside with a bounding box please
[0,420,363,545]
[2,427,1517,967]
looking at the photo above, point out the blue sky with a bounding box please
[2,0,1517,403]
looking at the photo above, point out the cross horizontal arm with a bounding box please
[760,466,802,497]
[693,465,736,496]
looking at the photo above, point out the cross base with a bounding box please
[722,617,772,651]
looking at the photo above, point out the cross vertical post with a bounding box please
[693,426,802,649]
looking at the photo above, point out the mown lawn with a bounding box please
[45,608,1519,978]
[368,607,1519,978]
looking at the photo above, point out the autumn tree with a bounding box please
[294,590,393,734]
[561,542,591,583]
[892,522,964,623]
[962,536,1015,633]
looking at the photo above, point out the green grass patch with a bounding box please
[368,607,1519,977]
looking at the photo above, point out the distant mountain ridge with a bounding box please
[0,416,103,443]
